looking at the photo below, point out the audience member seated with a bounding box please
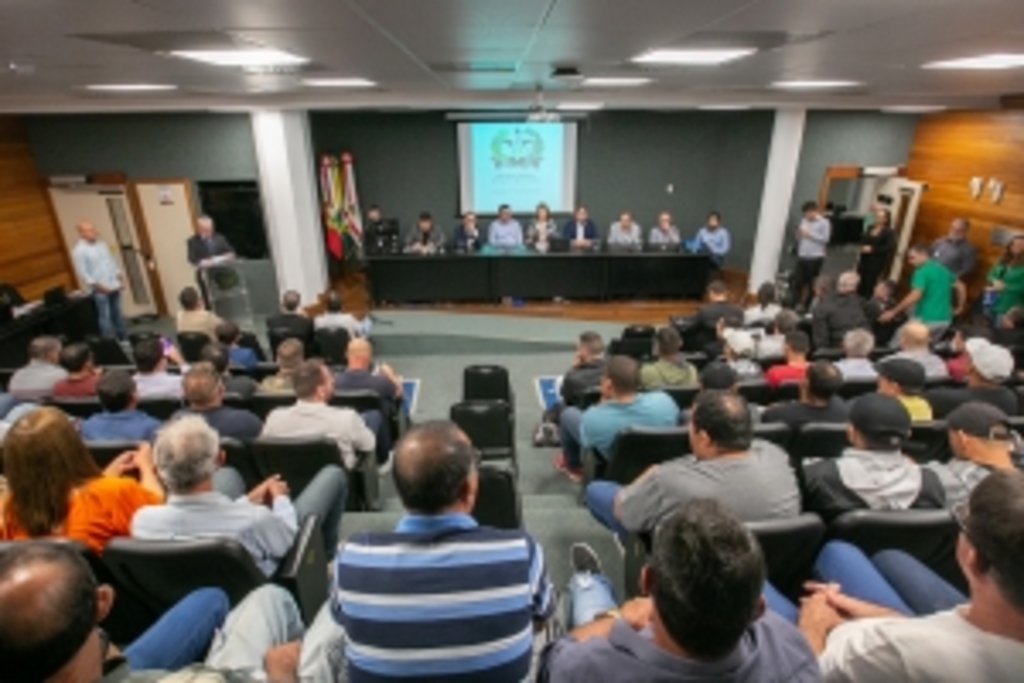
[556,356,678,481]
[560,331,607,408]
[176,362,263,442]
[877,358,933,422]
[214,320,258,370]
[267,289,314,344]
[680,362,762,425]
[200,342,259,399]
[992,305,1024,347]
[334,421,555,681]
[175,285,222,340]
[693,280,744,354]
[0,398,37,445]
[835,328,878,380]
[811,271,869,350]
[79,369,161,442]
[50,343,101,398]
[756,309,800,360]
[762,361,848,431]
[890,320,950,379]
[8,336,67,400]
[764,330,811,388]
[926,402,1022,507]
[585,391,799,536]
[638,327,697,389]
[133,415,346,571]
[722,329,763,380]
[864,279,906,347]
[315,290,369,338]
[260,338,304,393]
[0,543,243,680]
[334,338,403,409]
[801,471,1024,681]
[133,336,186,399]
[943,325,990,383]
[0,407,163,552]
[926,338,1017,419]
[262,359,379,470]
[802,393,944,520]
[744,281,783,327]
[538,502,818,683]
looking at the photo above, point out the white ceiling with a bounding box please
[1,0,1023,112]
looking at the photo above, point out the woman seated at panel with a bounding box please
[0,407,164,553]
[526,202,557,253]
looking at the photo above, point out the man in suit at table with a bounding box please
[562,206,599,250]
[186,216,236,267]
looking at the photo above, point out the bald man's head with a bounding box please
[899,321,931,351]
[0,544,108,681]
[347,338,373,369]
[76,221,97,242]
[392,421,477,514]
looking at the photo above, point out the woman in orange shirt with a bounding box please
[0,407,164,553]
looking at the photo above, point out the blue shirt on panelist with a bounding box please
[488,218,524,247]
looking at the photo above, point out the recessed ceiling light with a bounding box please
[924,54,1024,70]
[698,104,752,111]
[556,102,605,111]
[772,80,861,89]
[84,83,178,92]
[581,77,652,87]
[170,49,309,68]
[633,48,756,65]
[301,77,376,88]
[881,105,947,114]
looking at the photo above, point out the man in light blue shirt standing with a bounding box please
[694,211,731,268]
[487,204,523,248]
[791,200,832,309]
[72,220,127,340]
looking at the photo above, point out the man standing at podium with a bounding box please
[72,221,126,340]
[186,216,235,267]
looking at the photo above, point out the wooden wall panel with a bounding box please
[0,116,76,301]
[905,111,1024,295]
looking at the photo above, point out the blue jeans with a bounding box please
[870,549,966,615]
[361,409,390,466]
[763,582,798,623]
[559,406,584,468]
[124,587,229,669]
[214,465,347,556]
[94,289,127,340]
[566,572,618,629]
[585,481,630,537]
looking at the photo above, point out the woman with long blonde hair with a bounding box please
[0,407,163,552]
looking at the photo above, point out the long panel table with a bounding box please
[367,253,712,304]
[0,295,100,367]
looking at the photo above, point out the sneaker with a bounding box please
[570,542,603,575]
[552,453,583,482]
[377,450,394,477]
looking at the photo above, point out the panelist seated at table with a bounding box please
[488,203,524,248]
[404,211,445,255]
[561,206,599,250]
[452,211,483,253]
[693,211,731,267]
[364,204,402,256]
[186,215,235,267]
[648,211,681,248]
[526,202,557,253]
[607,211,642,251]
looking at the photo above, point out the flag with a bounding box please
[339,152,363,258]
[319,155,344,259]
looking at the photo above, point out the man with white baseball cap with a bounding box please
[722,328,763,380]
[926,338,1017,418]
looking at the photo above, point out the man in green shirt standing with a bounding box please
[880,244,961,337]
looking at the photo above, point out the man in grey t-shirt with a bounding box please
[584,390,801,535]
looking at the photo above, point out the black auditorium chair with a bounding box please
[244,362,281,383]
[756,357,787,373]
[609,337,653,362]
[622,324,655,340]
[137,396,182,421]
[681,352,709,370]
[177,332,210,364]
[789,423,849,467]
[905,421,952,464]
[221,392,250,412]
[747,513,827,601]
[315,327,351,367]
[221,437,262,490]
[471,463,521,530]
[450,400,515,465]
[86,441,138,469]
[838,379,878,400]
[738,380,773,407]
[810,348,844,362]
[87,336,133,367]
[128,331,158,349]
[828,509,964,593]
[752,422,793,451]
[237,331,267,362]
[251,393,296,421]
[585,426,690,486]
[268,327,314,360]
[103,516,327,624]
[463,365,513,404]
[252,437,380,512]
[331,390,385,415]
[662,385,700,411]
[924,376,958,391]
[1008,415,1024,438]
[0,367,15,391]
[579,387,603,410]
[47,397,104,419]
[774,381,801,403]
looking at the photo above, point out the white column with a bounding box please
[250,110,327,305]
[748,109,807,292]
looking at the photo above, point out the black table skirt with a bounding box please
[0,295,100,367]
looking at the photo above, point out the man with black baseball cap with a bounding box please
[925,338,1018,419]
[924,402,1022,507]
[803,393,946,520]
[876,358,933,422]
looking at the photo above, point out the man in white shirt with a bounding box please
[799,470,1024,682]
[132,337,186,398]
[261,359,377,471]
[72,220,127,340]
[890,320,950,379]
[314,292,369,339]
[132,414,347,573]
[607,212,641,248]
[834,328,878,381]
[648,211,681,246]
[791,201,832,310]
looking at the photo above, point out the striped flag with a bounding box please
[320,154,344,259]
[340,152,363,255]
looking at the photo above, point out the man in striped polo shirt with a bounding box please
[333,421,555,682]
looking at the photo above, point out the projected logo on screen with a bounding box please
[490,128,545,169]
